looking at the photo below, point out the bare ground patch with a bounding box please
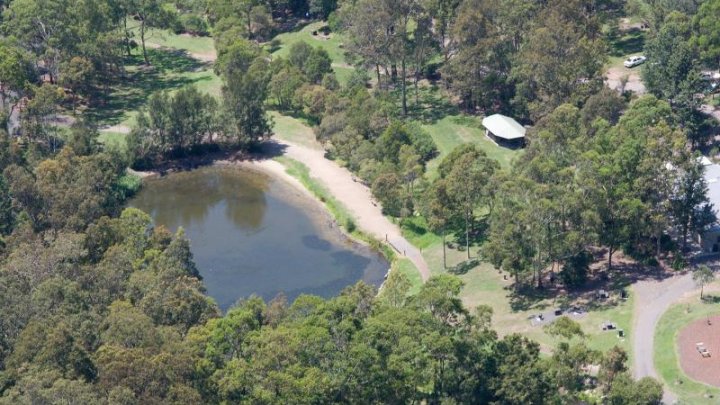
[678,315,720,388]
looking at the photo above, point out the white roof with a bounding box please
[482,114,526,140]
[699,156,713,166]
[704,163,720,216]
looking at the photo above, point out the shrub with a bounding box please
[180,14,209,36]
[345,218,356,233]
[560,250,592,288]
[116,173,142,199]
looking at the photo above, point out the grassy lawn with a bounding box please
[97,131,128,150]
[607,28,646,60]
[269,111,321,150]
[420,115,522,177]
[655,287,720,403]
[270,21,356,84]
[90,28,220,146]
[400,215,633,355]
[393,258,423,296]
[90,48,220,128]
[143,29,215,57]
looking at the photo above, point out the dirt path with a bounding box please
[146,41,217,63]
[633,272,696,403]
[605,66,646,94]
[257,137,431,281]
[700,104,720,124]
[100,124,131,134]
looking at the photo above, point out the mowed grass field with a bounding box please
[143,29,216,57]
[655,286,720,403]
[93,28,221,148]
[420,115,522,177]
[270,21,355,84]
[399,214,633,356]
[269,111,322,150]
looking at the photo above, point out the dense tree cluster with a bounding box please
[482,95,713,286]
[254,0,719,287]
[128,85,219,166]
[268,41,335,111]
[334,0,614,119]
[207,0,341,43]
[0,208,218,403]
[0,207,661,404]
[127,37,275,167]
[319,102,437,217]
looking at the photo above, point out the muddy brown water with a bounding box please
[130,166,388,311]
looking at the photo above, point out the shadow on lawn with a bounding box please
[85,48,214,125]
[507,251,677,312]
[408,86,460,124]
[385,83,459,124]
[607,28,646,57]
[702,295,720,304]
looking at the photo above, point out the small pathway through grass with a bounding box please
[633,272,695,403]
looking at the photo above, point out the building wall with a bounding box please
[701,229,720,253]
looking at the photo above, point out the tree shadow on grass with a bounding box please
[85,48,215,125]
[384,82,459,124]
[408,85,460,124]
[508,284,555,312]
[400,217,428,238]
[702,295,720,304]
[607,28,646,57]
[505,252,673,314]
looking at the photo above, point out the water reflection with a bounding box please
[130,166,388,311]
[135,168,269,231]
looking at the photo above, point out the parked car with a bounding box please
[700,71,720,81]
[623,55,647,68]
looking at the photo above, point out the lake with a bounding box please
[130,165,388,310]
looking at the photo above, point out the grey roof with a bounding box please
[482,114,526,140]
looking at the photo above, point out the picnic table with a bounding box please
[601,321,617,331]
[697,342,711,358]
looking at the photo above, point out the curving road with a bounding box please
[633,273,696,404]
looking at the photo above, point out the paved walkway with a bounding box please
[632,272,696,404]
[256,137,431,282]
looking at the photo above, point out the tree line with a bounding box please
[0,207,663,404]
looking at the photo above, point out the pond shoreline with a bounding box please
[130,164,390,309]
[128,151,393,274]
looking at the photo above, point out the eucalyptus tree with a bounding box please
[127,0,175,64]
[512,0,606,119]
[692,0,720,69]
[438,144,499,259]
[216,39,272,148]
[443,0,539,111]
[642,12,702,105]
[424,178,454,268]
[671,157,715,253]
